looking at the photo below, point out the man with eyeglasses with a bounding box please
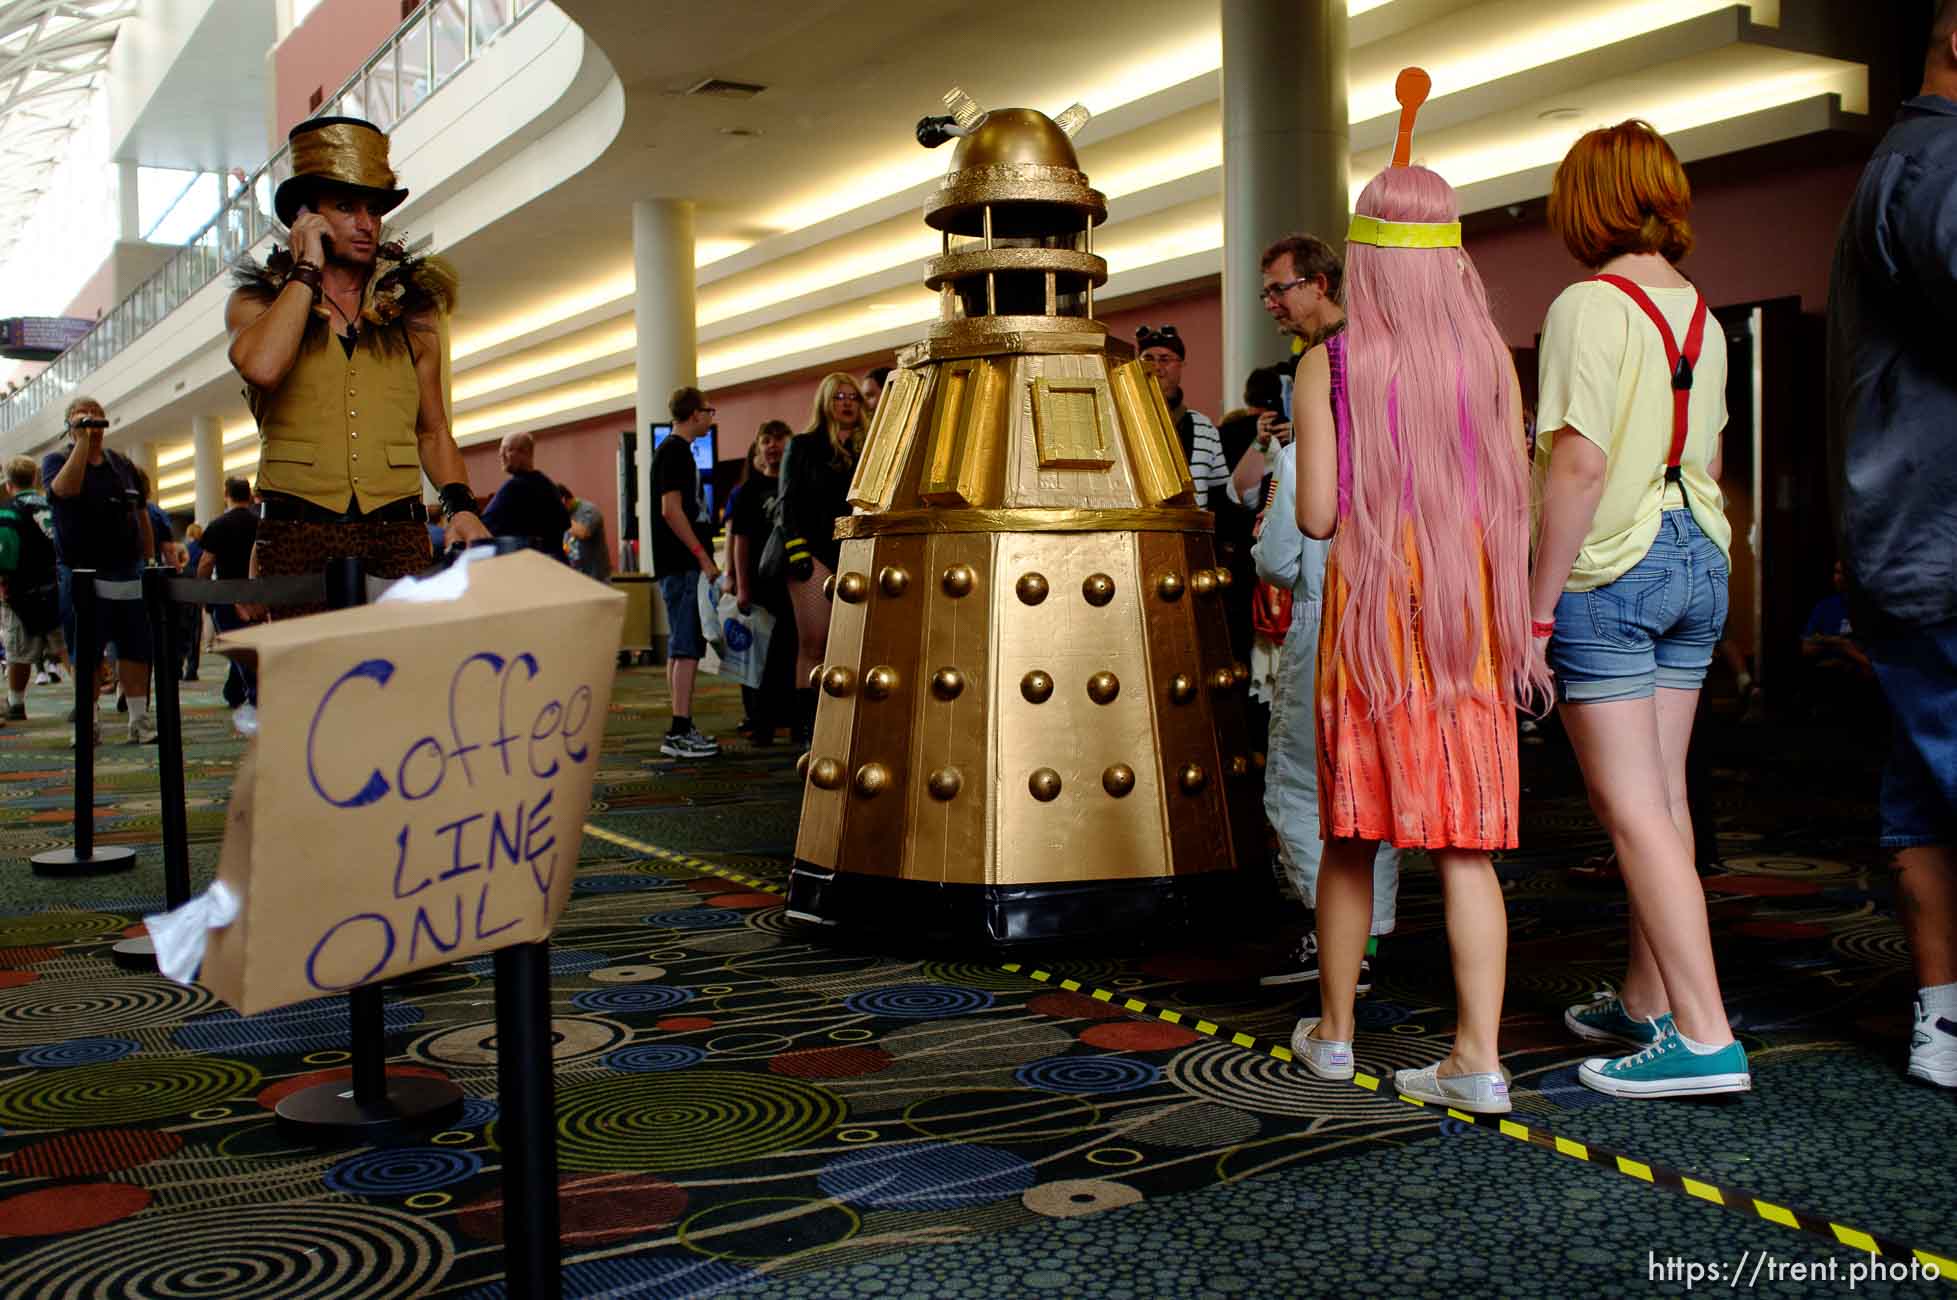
[652,386,723,759]
[1136,325,1229,512]
[1230,233,1347,506]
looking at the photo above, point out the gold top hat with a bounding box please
[274,116,409,228]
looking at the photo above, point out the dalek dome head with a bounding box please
[918,89,1109,327]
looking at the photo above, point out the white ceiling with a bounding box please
[0,0,137,264]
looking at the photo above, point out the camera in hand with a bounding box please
[72,417,109,430]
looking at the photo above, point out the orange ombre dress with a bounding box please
[1313,332,1519,851]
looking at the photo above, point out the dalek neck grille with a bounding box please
[923,105,1109,330]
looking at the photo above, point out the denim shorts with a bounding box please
[658,570,705,661]
[58,563,151,669]
[1546,510,1728,703]
[1866,618,1957,850]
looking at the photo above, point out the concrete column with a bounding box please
[1220,0,1349,399]
[631,199,697,572]
[117,160,143,242]
[192,416,225,523]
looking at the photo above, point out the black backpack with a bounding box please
[0,503,60,635]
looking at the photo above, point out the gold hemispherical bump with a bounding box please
[796,752,812,778]
[822,666,857,698]
[1215,566,1234,589]
[941,564,976,598]
[878,566,910,597]
[927,767,963,801]
[1168,673,1195,704]
[1190,569,1218,597]
[1156,572,1185,601]
[1028,768,1063,802]
[931,667,966,700]
[836,571,870,603]
[1082,573,1115,607]
[853,762,892,798]
[1016,572,1050,605]
[1179,763,1207,794]
[1252,751,1268,771]
[1086,671,1120,705]
[1102,763,1136,798]
[863,665,899,700]
[810,758,844,790]
[1228,755,1250,778]
[1210,668,1235,691]
[1231,662,1249,685]
[807,664,825,690]
[1020,670,1054,704]
[822,574,837,600]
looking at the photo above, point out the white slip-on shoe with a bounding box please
[1290,1017,1355,1081]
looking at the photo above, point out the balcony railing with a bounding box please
[1,0,549,437]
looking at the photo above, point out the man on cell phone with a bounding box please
[224,115,487,641]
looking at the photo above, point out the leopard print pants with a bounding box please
[254,519,433,620]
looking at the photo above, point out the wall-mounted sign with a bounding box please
[0,317,94,362]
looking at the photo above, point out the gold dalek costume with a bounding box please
[786,90,1263,946]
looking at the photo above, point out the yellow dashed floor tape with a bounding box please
[582,823,1957,1281]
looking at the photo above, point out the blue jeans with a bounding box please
[210,604,256,707]
[658,570,705,661]
[1547,510,1728,703]
[1866,618,1957,850]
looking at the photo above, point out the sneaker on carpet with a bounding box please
[231,702,258,737]
[114,691,127,714]
[661,729,720,758]
[1259,933,1374,991]
[1577,1021,1750,1098]
[1907,1000,1957,1088]
[1565,991,1672,1047]
[3,702,20,721]
[1394,1062,1511,1114]
[127,714,159,745]
[1289,1017,1355,1081]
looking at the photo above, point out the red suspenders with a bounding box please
[1591,274,1709,484]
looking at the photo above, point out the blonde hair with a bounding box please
[6,456,37,491]
[804,372,866,466]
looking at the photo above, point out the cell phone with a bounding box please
[295,204,333,257]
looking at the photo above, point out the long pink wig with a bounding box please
[1336,165,1547,713]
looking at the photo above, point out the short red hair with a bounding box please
[1547,120,1693,269]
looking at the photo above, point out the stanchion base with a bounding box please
[111,937,157,972]
[31,845,136,878]
[276,1075,465,1145]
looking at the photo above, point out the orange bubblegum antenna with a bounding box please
[1390,67,1431,168]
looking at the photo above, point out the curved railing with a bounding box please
[0,0,549,437]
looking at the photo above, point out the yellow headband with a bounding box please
[1347,214,1462,249]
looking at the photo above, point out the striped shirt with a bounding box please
[1178,409,1230,510]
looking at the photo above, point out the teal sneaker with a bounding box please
[1578,1022,1751,1098]
[1564,992,1674,1047]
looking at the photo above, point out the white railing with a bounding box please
[1,0,549,436]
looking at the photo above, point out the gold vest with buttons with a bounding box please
[249,326,425,513]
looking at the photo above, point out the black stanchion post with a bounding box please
[112,569,193,970]
[495,940,562,1299]
[277,555,464,1144]
[33,568,135,878]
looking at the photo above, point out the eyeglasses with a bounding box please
[1260,277,1312,302]
[831,391,861,402]
[701,406,718,417]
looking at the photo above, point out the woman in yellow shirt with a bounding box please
[1530,121,1747,1099]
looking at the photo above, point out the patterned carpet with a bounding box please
[0,661,1951,1297]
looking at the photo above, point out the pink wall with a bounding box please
[272,0,403,143]
[461,409,629,566]
[1100,296,1223,418]
[1467,161,1865,348]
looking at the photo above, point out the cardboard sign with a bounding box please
[198,550,625,1014]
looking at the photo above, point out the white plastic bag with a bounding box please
[714,593,774,689]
